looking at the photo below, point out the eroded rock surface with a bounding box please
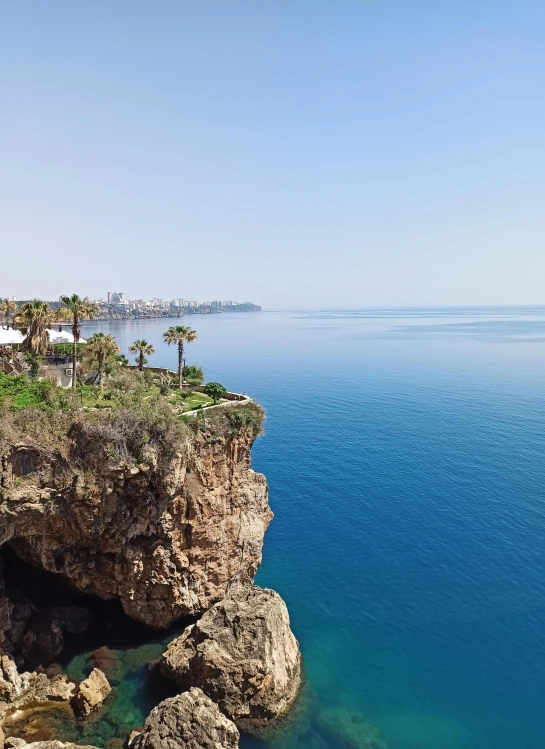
[5,742,100,749]
[0,420,270,628]
[131,688,239,749]
[0,656,75,740]
[161,585,301,730]
[73,668,111,717]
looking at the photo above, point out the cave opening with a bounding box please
[0,545,185,747]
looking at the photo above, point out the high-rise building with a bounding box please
[107,292,112,303]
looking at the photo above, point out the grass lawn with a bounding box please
[177,392,215,412]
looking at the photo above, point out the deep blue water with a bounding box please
[78,308,545,749]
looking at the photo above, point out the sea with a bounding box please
[60,307,545,749]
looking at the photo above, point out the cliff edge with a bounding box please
[0,402,271,630]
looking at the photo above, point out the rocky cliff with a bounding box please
[0,409,271,630]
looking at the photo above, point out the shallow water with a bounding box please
[68,308,545,748]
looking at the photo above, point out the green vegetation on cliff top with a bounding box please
[0,370,264,466]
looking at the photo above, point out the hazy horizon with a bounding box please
[2,1,544,307]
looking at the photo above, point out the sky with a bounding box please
[1,1,544,308]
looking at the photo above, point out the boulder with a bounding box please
[161,585,301,730]
[73,669,111,717]
[130,688,239,749]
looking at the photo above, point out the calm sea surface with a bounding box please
[74,308,545,749]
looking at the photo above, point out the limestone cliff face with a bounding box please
[0,423,271,629]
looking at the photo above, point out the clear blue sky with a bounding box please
[1,1,544,307]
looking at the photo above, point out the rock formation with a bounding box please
[130,688,239,749]
[73,668,111,718]
[4,742,100,749]
[0,401,303,744]
[0,656,75,741]
[161,585,301,730]
[0,414,270,628]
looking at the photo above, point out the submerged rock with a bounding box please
[130,688,239,749]
[87,648,124,686]
[73,669,111,718]
[161,585,301,730]
[316,706,386,749]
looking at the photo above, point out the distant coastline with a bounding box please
[13,300,261,321]
[92,302,261,320]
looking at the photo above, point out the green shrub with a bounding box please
[183,365,203,386]
[0,373,54,410]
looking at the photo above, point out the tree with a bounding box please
[163,326,197,389]
[183,365,203,386]
[203,381,227,404]
[83,333,120,390]
[58,295,98,388]
[0,299,17,328]
[15,300,63,357]
[128,339,155,371]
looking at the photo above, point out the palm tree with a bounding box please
[59,295,98,388]
[0,299,18,328]
[84,333,120,391]
[15,300,62,357]
[163,326,197,389]
[128,339,155,371]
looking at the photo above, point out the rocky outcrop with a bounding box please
[130,688,239,749]
[73,669,111,717]
[161,585,301,730]
[0,417,270,628]
[4,742,100,749]
[0,656,75,741]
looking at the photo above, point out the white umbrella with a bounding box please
[0,328,24,345]
[47,329,87,344]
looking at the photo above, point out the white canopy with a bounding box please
[0,328,87,346]
[47,329,87,344]
[0,328,24,345]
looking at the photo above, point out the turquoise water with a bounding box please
[74,308,545,748]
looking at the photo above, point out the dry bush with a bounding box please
[0,404,74,455]
[189,401,265,438]
[69,396,188,466]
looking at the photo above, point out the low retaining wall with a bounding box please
[192,385,247,402]
[182,396,252,417]
[127,365,177,376]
